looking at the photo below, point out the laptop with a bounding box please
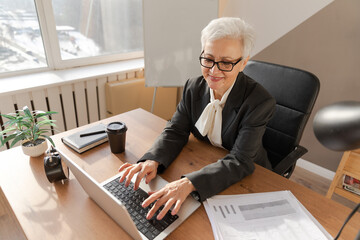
[58,150,201,240]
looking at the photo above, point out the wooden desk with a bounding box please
[0,108,359,240]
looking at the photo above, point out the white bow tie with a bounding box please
[195,81,236,147]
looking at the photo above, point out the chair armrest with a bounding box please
[273,145,308,177]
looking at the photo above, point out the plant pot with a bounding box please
[21,139,48,157]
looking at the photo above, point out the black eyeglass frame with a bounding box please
[199,51,243,72]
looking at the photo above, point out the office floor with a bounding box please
[289,166,357,210]
[0,166,357,240]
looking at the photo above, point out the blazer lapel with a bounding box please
[194,78,210,120]
[221,72,247,135]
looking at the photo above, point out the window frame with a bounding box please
[0,0,144,78]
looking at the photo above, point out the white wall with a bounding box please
[220,0,333,56]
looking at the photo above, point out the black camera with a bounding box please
[44,146,69,183]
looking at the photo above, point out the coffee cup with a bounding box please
[106,122,127,153]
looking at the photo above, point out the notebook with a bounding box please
[58,149,201,240]
[61,123,108,153]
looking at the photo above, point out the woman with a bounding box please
[119,17,275,221]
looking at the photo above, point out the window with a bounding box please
[0,0,47,73]
[0,0,143,76]
[52,0,143,60]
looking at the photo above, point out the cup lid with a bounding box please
[106,122,127,133]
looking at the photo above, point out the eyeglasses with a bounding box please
[199,51,242,72]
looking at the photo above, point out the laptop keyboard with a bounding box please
[103,177,178,240]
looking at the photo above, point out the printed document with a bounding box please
[204,191,332,240]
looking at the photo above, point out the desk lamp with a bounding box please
[313,101,360,240]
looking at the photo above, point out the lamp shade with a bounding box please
[313,101,360,151]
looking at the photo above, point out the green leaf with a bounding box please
[38,116,50,122]
[0,127,17,135]
[2,134,17,144]
[23,106,33,119]
[35,111,57,119]
[33,133,39,141]
[10,134,25,148]
[36,129,52,135]
[37,119,53,125]
[6,131,26,148]
[18,121,32,129]
[2,119,19,127]
[20,129,32,139]
[37,126,53,131]
[0,113,16,120]
[16,131,26,137]
[41,135,55,147]
[0,135,5,146]
[33,123,39,132]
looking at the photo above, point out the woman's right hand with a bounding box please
[118,160,159,190]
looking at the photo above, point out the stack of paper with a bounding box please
[204,191,332,240]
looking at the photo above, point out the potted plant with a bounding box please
[0,106,57,157]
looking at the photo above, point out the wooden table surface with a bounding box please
[0,108,359,240]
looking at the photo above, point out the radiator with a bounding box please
[0,71,142,151]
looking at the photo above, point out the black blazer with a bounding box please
[139,72,276,201]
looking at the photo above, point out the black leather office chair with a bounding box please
[243,60,320,178]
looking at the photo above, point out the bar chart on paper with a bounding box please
[204,191,332,240]
[212,199,297,221]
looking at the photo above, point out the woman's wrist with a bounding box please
[146,159,160,168]
[181,177,196,192]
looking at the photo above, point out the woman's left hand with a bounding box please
[142,177,196,220]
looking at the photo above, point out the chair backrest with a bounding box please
[243,60,320,172]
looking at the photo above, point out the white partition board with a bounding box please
[143,0,218,87]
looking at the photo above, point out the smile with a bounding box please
[209,75,223,82]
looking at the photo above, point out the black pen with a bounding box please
[80,130,106,137]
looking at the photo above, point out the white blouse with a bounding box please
[195,80,236,147]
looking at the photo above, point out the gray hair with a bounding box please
[201,17,255,58]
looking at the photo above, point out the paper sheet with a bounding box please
[203,191,332,240]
